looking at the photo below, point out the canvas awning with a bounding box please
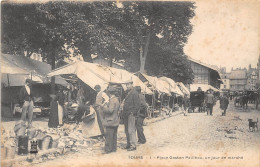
[136,73,171,95]
[159,77,184,96]
[190,84,219,92]
[177,82,190,95]
[106,67,153,95]
[1,54,67,86]
[48,61,124,91]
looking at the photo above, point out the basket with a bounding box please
[51,140,59,148]
[27,128,36,139]
[14,120,26,132]
[15,126,27,137]
[38,136,53,150]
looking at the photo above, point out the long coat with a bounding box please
[19,86,34,105]
[122,88,141,118]
[102,96,120,127]
[220,96,229,110]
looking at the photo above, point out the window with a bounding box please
[224,85,226,88]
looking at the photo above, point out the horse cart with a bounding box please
[188,91,206,113]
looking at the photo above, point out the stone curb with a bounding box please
[144,110,183,126]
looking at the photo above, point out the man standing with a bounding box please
[102,87,120,154]
[205,90,215,116]
[220,94,229,116]
[94,85,109,137]
[122,81,141,151]
[19,79,34,128]
[182,94,190,116]
[135,86,147,144]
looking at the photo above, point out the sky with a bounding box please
[184,0,260,72]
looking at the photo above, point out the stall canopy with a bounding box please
[159,77,184,96]
[177,82,190,95]
[48,61,125,91]
[107,67,153,94]
[190,84,219,92]
[135,73,171,95]
[1,54,67,86]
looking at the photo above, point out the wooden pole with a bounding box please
[7,74,13,120]
[171,94,175,112]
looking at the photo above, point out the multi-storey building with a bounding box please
[246,64,258,91]
[220,73,231,91]
[229,69,247,92]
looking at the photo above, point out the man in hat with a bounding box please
[19,79,34,128]
[205,90,215,116]
[122,80,141,151]
[135,86,147,144]
[182,94,190,116]
[102,87,120,153]
[94,85,109,137]
[220,94,229,116]
[197,87,202,92]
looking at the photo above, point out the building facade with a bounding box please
[220,73,230,91]
[246,65,258,91]
[229,69,247,92]
[188,58,221,89]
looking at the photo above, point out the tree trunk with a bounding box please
[140,32,151,73]
[109,57,113,67]
[139,45,145,72]
[77,36,93,63]
[81,46,93,62]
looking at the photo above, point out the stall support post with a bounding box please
[171,95,175,112]
[7,74,13,120]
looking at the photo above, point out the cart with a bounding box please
[188,91,206,113]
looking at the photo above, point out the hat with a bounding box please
[25,79,33,84]
[135,86,141,91]
[94,85,101,90]
[108,87,117,92]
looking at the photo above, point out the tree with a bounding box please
[2,1,195,85]
[64,2,135,64]
[145,43,194,84]
[121,2,195,74]
[2,2,72,92]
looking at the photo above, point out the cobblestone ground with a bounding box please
[4,100,260,167]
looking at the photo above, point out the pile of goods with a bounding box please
[1,119,102,161]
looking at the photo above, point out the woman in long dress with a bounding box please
[48,87,65,128]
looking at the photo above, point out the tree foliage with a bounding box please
[2,1,195,84]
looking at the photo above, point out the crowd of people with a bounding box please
[18,78,235,154]
[181,87,230,117]
[94,80,147,153]
[18,78,149,153]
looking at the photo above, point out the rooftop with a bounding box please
[229,70,247,79]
